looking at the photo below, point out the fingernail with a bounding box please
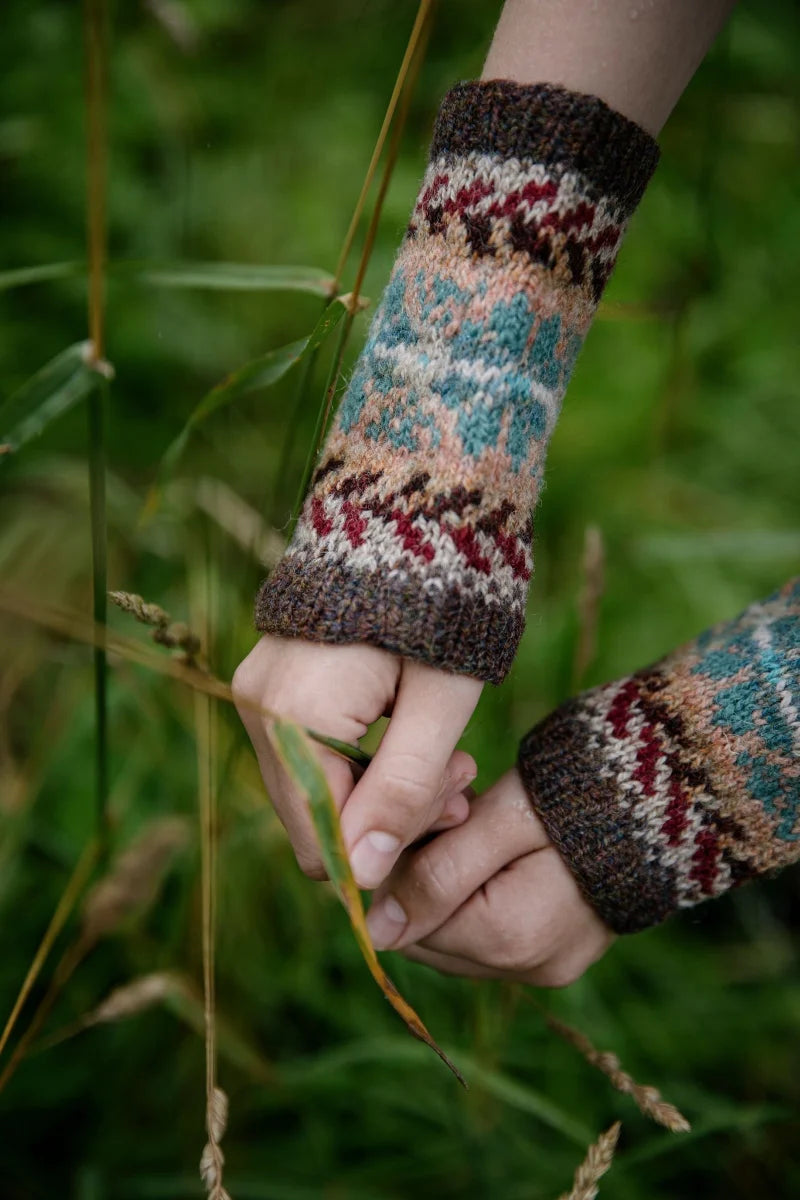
[366,895,408,949]
[350,830,401,889]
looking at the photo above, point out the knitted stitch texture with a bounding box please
[518,578,800,934]
[256,81,659,683]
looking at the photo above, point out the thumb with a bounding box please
[340,661,482,889]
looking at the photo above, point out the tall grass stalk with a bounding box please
[330,0,435,293]
[288,4,433,535]
[191,537,230,1196]
[271,0,434,530]
[84,0,111,855]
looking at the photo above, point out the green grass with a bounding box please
[1,1,800,1197]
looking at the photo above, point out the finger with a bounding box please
[233,638,398,879]
[365,779,548,951]
[420,849,578,973]
[401,942,507,980]
[252,719,356,878]
[423,749,477,834]
[341,662,482,888]
[426,792,471,834]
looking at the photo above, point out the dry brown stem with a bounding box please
[544,1010,690,1133]
[572,525,605,689]
[558,1122,621,1200]
[0,590,368,772]
[0,817,189,1095]
[0,839,97,1062]
[330,0,434,292]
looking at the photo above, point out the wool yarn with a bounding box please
[518,577,800,932]
[256,80,659,683]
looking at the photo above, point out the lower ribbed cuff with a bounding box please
[517,704,677,933]
[256,555,524,685]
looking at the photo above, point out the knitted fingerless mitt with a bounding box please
[256,81,659,683]
[519,578,800,934]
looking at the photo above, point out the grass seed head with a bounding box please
[81,816,190,943]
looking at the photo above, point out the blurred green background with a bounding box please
[1,1,799,1196]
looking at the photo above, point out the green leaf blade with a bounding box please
[0,262,83,291]
[0,342,98,458]
[0,260,335,298]
[152,298,346,493]
[124,261,335,296]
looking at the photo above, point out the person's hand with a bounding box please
[365,768,614,986]
[232,636,482,887]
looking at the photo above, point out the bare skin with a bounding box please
[366,768,613,985]
[234,0,737,984]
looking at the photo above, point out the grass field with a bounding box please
[1,1,799,1196]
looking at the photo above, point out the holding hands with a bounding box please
[367,768,614,987]
[234,65,797,987]
[233,636,614,989]
[232,635,482,884]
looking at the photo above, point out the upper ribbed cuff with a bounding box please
[256,555,525,685]
[431,80,660,215]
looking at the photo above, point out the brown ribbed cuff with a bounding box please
[518,703,676,933]
[431,80,660,215]
[256,556,524,685]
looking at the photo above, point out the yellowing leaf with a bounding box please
[269,717,466,1088]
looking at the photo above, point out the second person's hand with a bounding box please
[233,635,483,888]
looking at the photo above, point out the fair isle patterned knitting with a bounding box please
[256,81,659,683]
[519,578,800,934]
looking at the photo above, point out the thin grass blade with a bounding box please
[0,260,335,297]
[126,260,334,296]
[0,262,84,290]
[150,298,347,504]
[269,717,466,1088]
[0,342,98,457]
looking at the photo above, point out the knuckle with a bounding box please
[487,928,528,972]
[532,958,583,989]
[380,757,440,817]
[295,849,327,881]
[412,843,459,906]
[231,658,262,707]
[478,895,531,972]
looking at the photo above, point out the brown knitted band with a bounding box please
[518,702,676,933]
[430,81,660,214]
[256,557,525,685]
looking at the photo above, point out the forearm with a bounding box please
[484,0,737,134]
[258,1,739,680]
[257,81,658,681]
[519,578,800,933]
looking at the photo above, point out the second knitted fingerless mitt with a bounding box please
[519,577,800,933]
[257,80,659,683]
